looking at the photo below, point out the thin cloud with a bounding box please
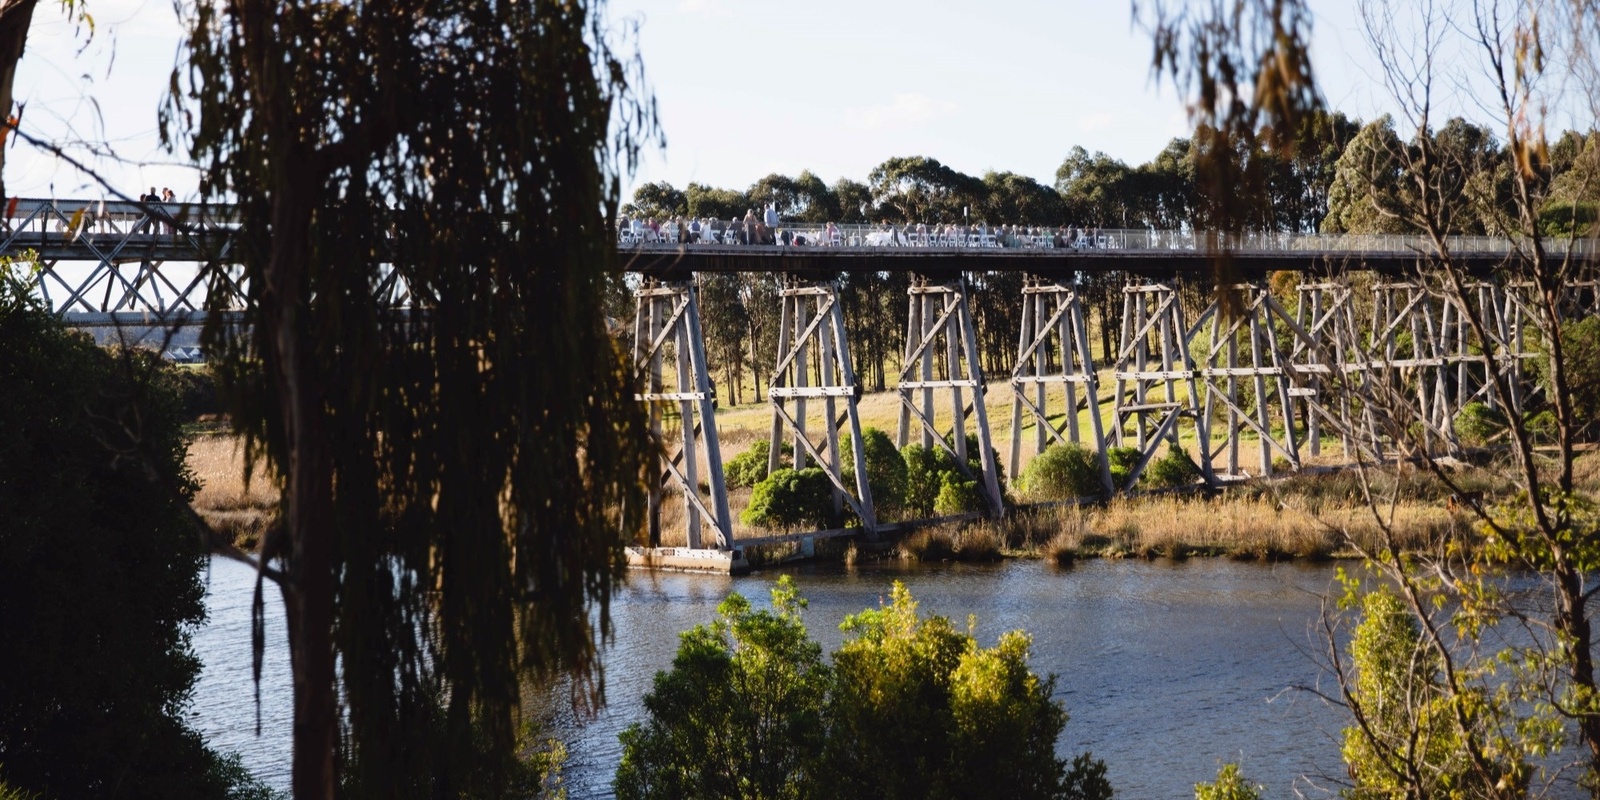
[844,93,958,131]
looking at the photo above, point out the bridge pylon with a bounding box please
[767,276,878,533]
[1188,283,1322,479]
[893,274,1004,517]
[632,279,733,550]
[1110,281,1212,489]
[1007,276,1114,496]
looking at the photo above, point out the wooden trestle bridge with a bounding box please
[9,198,1598,572]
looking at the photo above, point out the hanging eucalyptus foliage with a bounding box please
[163,0,658,795]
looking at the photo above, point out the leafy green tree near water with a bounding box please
[0,271,273,800]
[615,578,1111,800]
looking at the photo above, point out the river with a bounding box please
[192,556,1352,798]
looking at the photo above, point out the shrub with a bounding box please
[0,276,274,799]
[1342,586,1523,798]
[933,475,984,516]
[1018,443,1104,500]
[615,577,828,800]
[1537,199,1599,237]
[902,436,1001,518]
[841,427,908,516]
[902,443,961,518]
[724,440,792,489]
[1454,401,1506,445]
[1524,409,1559,445]
[741,467,833,529]
[616,579,1115,800]
[1194,763,1262,800]
[1144,446,1201,489]
[1107,446,1143,488]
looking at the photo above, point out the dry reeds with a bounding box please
[187,434,279,549]
[188,434,278,513]
[896,523,1004,563]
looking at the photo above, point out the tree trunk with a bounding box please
[0,0,41,202]
[264,163,338,800]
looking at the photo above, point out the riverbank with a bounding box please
[187,431,1594,568]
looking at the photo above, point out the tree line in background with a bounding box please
[626,116,1600,408]
[624,114,1598,237]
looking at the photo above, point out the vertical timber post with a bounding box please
[897,274,1004,516]
[632,279,734,550]
[1008,276,1113,497]
[769,276,877,533]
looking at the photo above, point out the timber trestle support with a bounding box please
[768,275,879,534]
[632,279,734,550]
[633,268,1582,562]
[895,274,1005,517]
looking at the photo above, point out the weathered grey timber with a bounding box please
[893,276,1004,516]
[10,197,1599,564]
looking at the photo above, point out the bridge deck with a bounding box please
[620,242,1515,278]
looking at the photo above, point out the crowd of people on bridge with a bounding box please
[618,208,1118,250]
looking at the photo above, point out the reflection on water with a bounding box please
[194,557,1350,798]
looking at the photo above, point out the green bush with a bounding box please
[1107,446,1143,488]
[741,467,833,529]
[724,440,792,489]
[1017,443,1104,500]
[902,443,961,518]
[1342,586,1523,797]
[901,436,1001,518]
[1194,763,1262,800]
[933,476,984,516]
[841,427,908,516]
[1537,199,1598,237]
[1454,401,1506,445]
[1524,409,1559,445]
[0,274,276,799]
[1535,316,1600,440]
[1143,447,1201,489]
[616,579,1114,800]
[165,363,223,420]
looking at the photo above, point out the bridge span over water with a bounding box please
[7,197,1597,571]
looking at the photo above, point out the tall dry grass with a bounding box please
[1016,493,1455,563]
[188,435,278,512]
[896,522,1004,562]
[187,434,279,548]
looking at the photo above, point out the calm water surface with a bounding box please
[193,556,1351,798]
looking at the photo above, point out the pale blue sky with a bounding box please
[10,0,1576,203]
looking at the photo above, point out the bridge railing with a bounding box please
[622,222,1598,257]
[4,197,1590,260]
[1,195,240,244]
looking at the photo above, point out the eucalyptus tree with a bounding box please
[979,170,1065,226]
[164,1,656,797]
[1321,115,1413,234]
[826,177,868,223]
[687,181,751,220]
[867,156,983,223]
[627,181,689,219]
[1055,147,1135,227]
[1147,0,1600,792]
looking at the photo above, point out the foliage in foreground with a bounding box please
[1194,763,1261,800]
[0,273,276,799]
[615,578,1111,800]
[1339,581,1534,799]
